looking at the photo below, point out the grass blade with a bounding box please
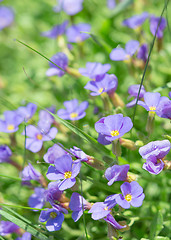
[0,208,49,240]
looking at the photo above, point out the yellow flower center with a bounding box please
[125,194,132,202]
[124,55,131,64]
[104,206,108,211]
[7,124,15,131]
[36,134,43,140]
[149,106,156,111]
[50,212,57,219]
[98,88,104,94]
[64,171,72,179]
[111,130,119,137]
[70,112,78,119]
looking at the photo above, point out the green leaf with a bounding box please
[0,203,47,211]
[154,237,170,240]
[0,174,22,181]
[150,211,163,240]
[0,208,49,240]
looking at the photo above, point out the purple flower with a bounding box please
[39,208,64,231]
[57,99,89,120]
[17,103,37,122]
[0,145,12,163]
[126,84,146,108]
[95,114,133,145]
[137,43,148,62]
[169,92,171,99]
[41,20,68,39]
[142,155,165,175]
[24,125,57,153]
[150,15,167,39]
[0,6,14,30]
[122,12,149,29]
[115,181,145,209]
[66,23,91,43]
[139,140,171,160]
[110,40,139,61]
[69,146,88,162]
[104,213,125,229]
[138,92,161,112]
[0,221,20,236]
[28,187,46,210]
[46,52,68,77]
[88,201,125,229]
[38,108,55,133]
[0,110,23,133]
[21,163,41,181]
[107,0,116,9]
[44,182,63,207]
[54,0,83,15]
[156,96,171,119]
[79,62,111,79]
[105,164,130,186]
[46,155,81,190]
[15,232,32,240]
[44,144,66,164]
[69,192,91,222]
[84,74,118,96]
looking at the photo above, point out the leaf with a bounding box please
[0,174,22,181]
[154,237,170,240]
[150,211,163,240]
[0,208,49,240]
[0,203,47,211]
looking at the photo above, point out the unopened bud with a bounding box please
[119,138,136,150]
[163,160,171,170]
[87,156,105,170]
[65,66,81,78]
[125,172,138,182]
[135,140,144,147]
[109,92,125,108]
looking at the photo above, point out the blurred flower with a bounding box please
[38,107,55,133]
[54,0,83,15]
[0,110,23,133]
[41,20,68,39]
[39,208,64,231]
[0,221,20,236]
[150,15,166,39]
[137,43,148,62]
[115,181,145,208]
[69,192,91,222]
[0,6,14,30]
[84,74,118,96]
[46,155,81,190]
[21,163,41,181]
[0,145,12,163]
[23,125,57,153]
[110,40,139,61]
[139,140,171,160]
[169,92,171,98]
[79,62,111,79]
[17,103,37,122]
[105,164,129,186]
[28,187,46,210]
[138,92,161,113]
[95,114,133,145]
[156,96,171,119]
[44,144,66,164]
[66,23,91,43]
[126,84,146,108]
[46,52,68,77]
[122,12,149,29]
[107,0,116,9]
[15,232,32,240]
[57,99,89,120]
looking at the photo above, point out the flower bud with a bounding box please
[119,138,136,150]
[0,145,12,163]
